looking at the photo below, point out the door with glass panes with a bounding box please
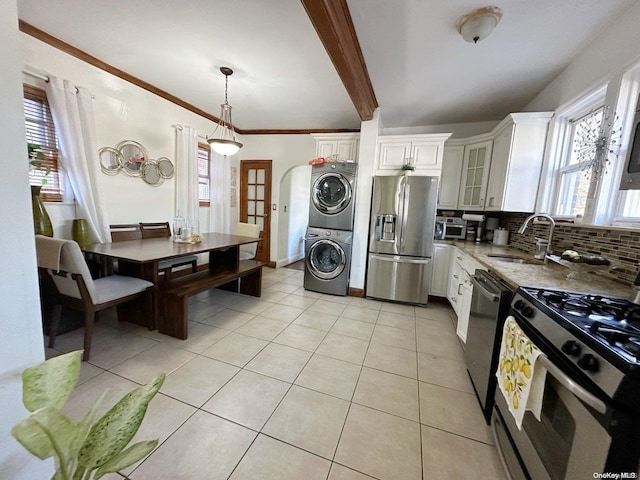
[240,160,272,263]
[458,141,493,210]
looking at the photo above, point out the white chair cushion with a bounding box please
[236,222,260,260]
[93,275,153,304]
[239,251,255,261]
[158,255,198,270]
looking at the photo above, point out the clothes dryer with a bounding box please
[308,163,357,231]
[304,227,352,296]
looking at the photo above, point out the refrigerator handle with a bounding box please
[399,178,410,251]
[369,254,431,264]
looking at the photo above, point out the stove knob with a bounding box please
[514,300,525,310]
[521,306,535,318]
[561,340,581,356]
[577,354,599,373]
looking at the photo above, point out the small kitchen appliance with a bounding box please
[435,216,467,240]
[494,286,640,479]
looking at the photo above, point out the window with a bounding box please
[197,142,210,206]
[23,85,63,202]
[554,107,603,218]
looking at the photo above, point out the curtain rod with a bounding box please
[23,69,49,82]
[22,69,95,98]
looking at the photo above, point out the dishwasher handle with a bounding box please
[471,273,500,303]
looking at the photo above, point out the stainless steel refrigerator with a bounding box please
[366,175,438,305]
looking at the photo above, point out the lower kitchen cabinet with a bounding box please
[457,276,473,343]
[429,244,451,297]
[446,247,486,343]
[447,249,463,316]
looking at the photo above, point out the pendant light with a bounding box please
[207,67,243,156]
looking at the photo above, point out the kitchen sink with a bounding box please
[486,254,543,265]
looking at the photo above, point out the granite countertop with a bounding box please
[439,240,630,299]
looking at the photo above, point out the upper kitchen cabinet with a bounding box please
[438,143,464,209]
[375,133,451,175]
[458,140,493,210]
[311,133,360,163]
[484,112,553,212]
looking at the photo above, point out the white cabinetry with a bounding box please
[484,112,553,212]
[438,144,464,209]
[429,243,451,297]
[447,248,463,316]
[447,248,487,343]
[375,133,451,175]
[457,279,473,343]
[458,141,493,210]
[311,133,360,163]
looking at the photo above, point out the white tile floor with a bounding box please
[46,267,506,480]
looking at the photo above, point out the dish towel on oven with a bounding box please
[496,316,547,430]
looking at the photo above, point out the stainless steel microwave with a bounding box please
[435,216,467,239]
[620,104,640,189]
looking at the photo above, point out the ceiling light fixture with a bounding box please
[457,6,502,44]
[207,67,243,156]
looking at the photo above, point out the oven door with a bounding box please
[494,317,611,480]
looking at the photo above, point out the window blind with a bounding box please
[23,85,62,202]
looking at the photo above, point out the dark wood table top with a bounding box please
[82,232,261,263]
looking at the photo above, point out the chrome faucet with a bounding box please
[517,213,555,264]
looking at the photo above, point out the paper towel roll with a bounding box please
[493,228,509,246]
[462,213,486,222]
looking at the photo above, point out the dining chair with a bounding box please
[139,222,198,279]
[110,223,143,242]
[236,222,261,260]
[35,235,154,361]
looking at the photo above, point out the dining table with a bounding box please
[82,232,263,335]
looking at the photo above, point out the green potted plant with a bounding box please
[28,142,50,184]
[11,350,164,480]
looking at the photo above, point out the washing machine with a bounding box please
[308,162,357,231]
[304,227,352,296]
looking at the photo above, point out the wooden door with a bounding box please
[240,160,272,263]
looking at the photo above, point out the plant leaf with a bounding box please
[94,440,158,479]
[11,407,79,463]
[77,374,164,471]
[22,351,81,412]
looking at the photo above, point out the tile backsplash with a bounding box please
[502,213,640,286]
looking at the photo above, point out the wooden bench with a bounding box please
[157,259,265,339]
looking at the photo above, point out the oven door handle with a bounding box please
[537,355,607,414]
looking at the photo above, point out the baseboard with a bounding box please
[275,252,305,268]
[348,287,364,297]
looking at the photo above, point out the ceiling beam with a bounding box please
[301,0,378,121]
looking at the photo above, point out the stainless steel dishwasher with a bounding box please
[464,269,514,424]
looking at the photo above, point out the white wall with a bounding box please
[350,110,382,290]
[276,165,311,267]
[382,120,499,139]
[239,135,316,263]
[22,33,219,233]
[524,2,640,113]
[0,1,53,478]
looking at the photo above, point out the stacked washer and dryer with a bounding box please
[303,163,357,296]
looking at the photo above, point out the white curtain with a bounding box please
[174,126,199,226]
[209,151,232,233]
[45,76,110,243]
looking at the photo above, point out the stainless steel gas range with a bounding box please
[494,286,640,480]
